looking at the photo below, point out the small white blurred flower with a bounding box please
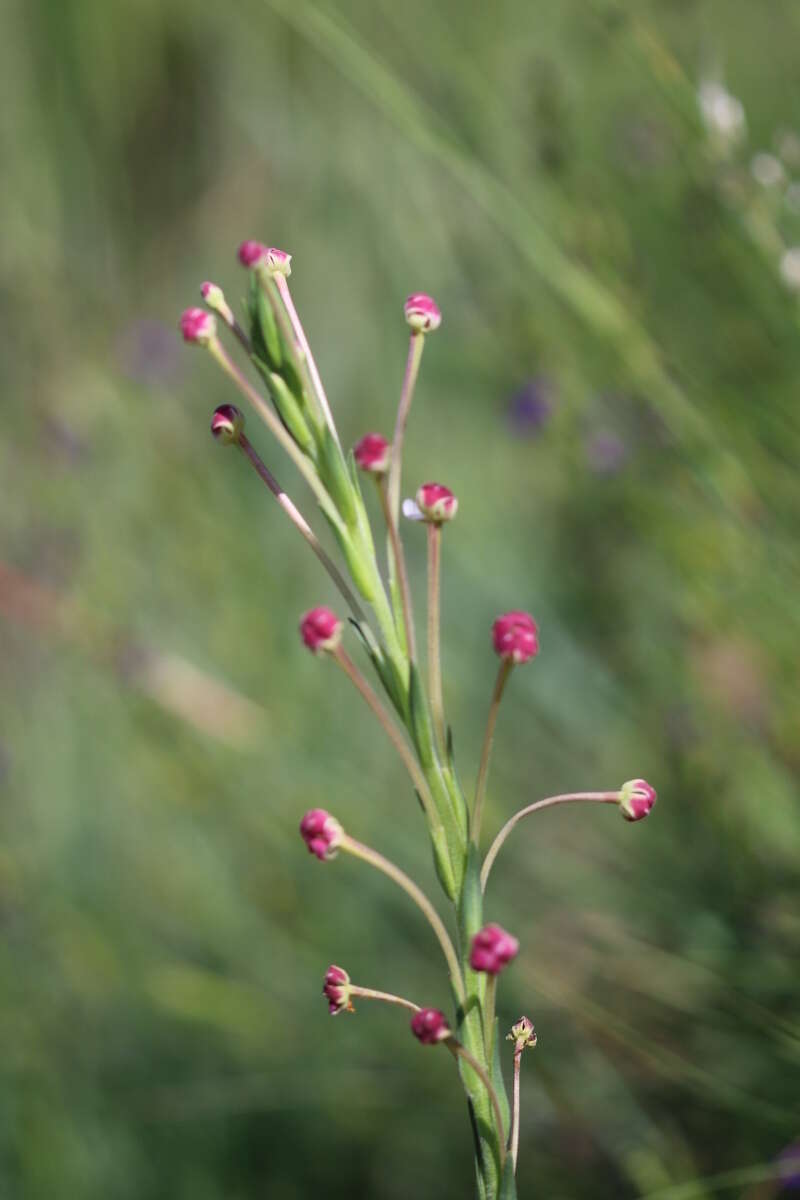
[779,246,800,289]
[401,498,425,522]
[698,81,746,146]
[751,152,785,187]
[775,128,800,170]
[785,182,800,214]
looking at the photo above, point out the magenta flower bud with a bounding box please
[299,607,343,654]
[238,239,270,269]
[618,778,657,822]
[264,246,292,277]
[323,964,353,1014]
[404,293,442,333]
[210,404,245,445]
[416,482,458,523]
[353,433,391,474]
[507,1015,537,1051]
[492,610,539,665]
[410,1007,451,1045]
[200,281,235,328]
[300,808,344,861]
[180,307,216,345]
[469,923,519,975]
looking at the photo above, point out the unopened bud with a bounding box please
[323,965,353,1014]
[264,247,292,277]
[238,240,269,269]
[353,433,391,475]
[300,808,344,861]
[618,779,657,822]
[507,1015,537,1051]
[300,607,343,654]
[410,1007,450,1045]
[470,923,519,975]
[210,404,244,445]
[201,281,235,327]
[404,293,442,333]
[416,482,458,523]
[180,307,216,345]
[492,611,539,665]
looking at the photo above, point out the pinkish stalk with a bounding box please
[480,792,620,892]
[273,274,341,449]
[209,338,343,531]
[387,332,425,524]
[511,1049,522,1172]
[471,658,513,849]
[332,646,439,828]
[350,986,420,1013]
[445,1038,507,1168]
[426,522,447,757]
[377,477,417,662]
[341,835,465,1002]
[236,435,365,622]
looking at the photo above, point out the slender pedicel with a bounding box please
[387,332,425,525]
[426,522,446,757]
[377,477,417,662]
[333,644,438,824]
[323,965,421,1015]
[341,835,465,1002]
[350,986,420,1013]
[273,271,341,449]
[480,793,620,892]
[207,336,345,531]
[471,658,512,848]
[445,1040,507,1168]
[211,407,365,621]
[201,282,251,354]
[507,1017,537,1173]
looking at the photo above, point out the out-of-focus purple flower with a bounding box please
[778,1139,800,1190]
[585,430,628,475]
[116,320,183,386]
[507,378,554,436]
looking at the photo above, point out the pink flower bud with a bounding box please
[469,923,519,975]
[300,607,343,654]
[353,433,391,474]
[180,307,216,345]
[264,247,292,277]
[300,808,344,861]
[210,404,244,445]
[492,611,539,665]
[323,964,353,1014]
[416,482,458,523]
[507,1015,537,1051]
[200,281,235,327]
[238,240,269,269]
[410,1007,450,1045]
[618,778,657,822]
[404,293,442,333]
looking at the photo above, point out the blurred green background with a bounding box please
[2,1,799,1197]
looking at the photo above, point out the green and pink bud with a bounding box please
[300,809,344,861]
[404,293,442,333]
[180,307,216,345]
[238,240,269,269]
[300,607,343,654]
[353,433,391,475]
[210,404,244,445]
[323,965,353,1014]
[200,281,235,328]
[470,923,519,975]
[415,482,458,523]
[492,611,539,665]
[411,1007,451,1045]
[618,779,657,822]
[507,1015,537,1052]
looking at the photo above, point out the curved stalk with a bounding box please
[480,792,619,892]
[341,835,465,1002]
[236,434,365,622]
[387,332,425,523]
[471,658,513,848]
[511,1049,522,1172]
[350,986,420,1012]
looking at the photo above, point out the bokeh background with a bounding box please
[2,1,799,1197]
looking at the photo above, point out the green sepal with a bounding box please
[319,425,357,527]
[263,365,315,456]
[331,525,376,602]
[408,662,435,768]
[250,275,282,369]
[430,824,457,903]
[442,762,470,841]
[498,1156,518,1200]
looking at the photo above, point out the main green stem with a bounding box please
[426,522,447,758]
[471,658,513,848]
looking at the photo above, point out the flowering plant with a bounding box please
[181,243,657,1199]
